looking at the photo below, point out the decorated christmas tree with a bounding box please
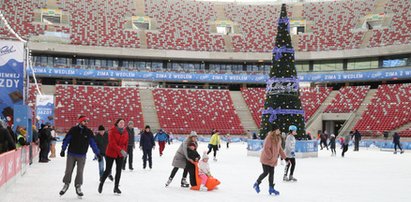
[259,4,305,139]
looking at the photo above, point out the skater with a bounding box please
[59,116,102,198]
[283,125,298,182]
[98,119,129,194]
[207,130,221,161]
[165,131,198,188]
[225,133,231,148]
[95,125,113,181]
[341,133,350,157]
[186,142,200,188]
[253,124,286,195]
[329,134,336,156]
[39,123,52,163]
[140,125,155,169]
[123,121,135,170]
[154,128,169,156]
[49,126,57,158]
[319,130,329,150]
[199,152,212,191]
[352,130,361,151]
[393,132,404,154]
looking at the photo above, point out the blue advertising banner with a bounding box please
[28,66,411,83]
[35,95,54,126]
[0,40,24,120]
[247,139,318,158]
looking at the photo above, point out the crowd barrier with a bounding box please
[0,144,39,192]
[247,140,318,158]
[359,140,411,150]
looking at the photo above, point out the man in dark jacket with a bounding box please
[393,132,404,154]
[59,116,101,197]
[123,121,135,170]
[352,130,362,151]
[140,125,155,169]
[39,123,52,162]
[0,119,16,154]
[95,125,113,181]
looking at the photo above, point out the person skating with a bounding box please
[165,131,198,188]
[253,124,286,195]
[123,121,135,170]
[98,119,129,194]
[393,132,404,154]
[154,128,169,156]
[352,130,361,151]
[341,133,350,157]
[186,142,200,188]
[140,125,155,169]
[207,130,221,161]
[283,125,298,182]
[320,130,329,150]
[329,134,336,156]
[59,116,102,198]
[225,133,231,148]
[95,125,113,181]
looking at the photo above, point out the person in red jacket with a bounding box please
[98,118,129,194]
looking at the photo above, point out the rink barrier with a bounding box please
[0,144,39,193]
[247,140,318,158]
[359,140,411,150]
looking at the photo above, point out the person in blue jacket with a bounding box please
[154,128,169,156]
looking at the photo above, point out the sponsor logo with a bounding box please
[0,45,16,57]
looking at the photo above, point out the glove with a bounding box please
[219,144,221,148]
[120,149,127,157]
[60,151,65,157]
[291,151,295,156]
[97,154,103,162]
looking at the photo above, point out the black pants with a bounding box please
[256,164,275,187]
[101,156,123,186]
[186,163,197,186]
[331,147,336,155]
[394,142,402,152]
[207,145,218,157]
[123,146,134,169]
[169,167,188,180]
[320,140,328,150]
[39,143,49,162]
[284,158,296,177]
[354,140,360,151]
[342,144,348,157]
[142,148,152,168]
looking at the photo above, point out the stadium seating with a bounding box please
[399,128,411,137]
[324,86,369,113]
[28,83,42,121]
[153,88,244,134]
[241,87,332,127]
[54,85,144,131]
[1,0,410,52]
[354,84,411,134]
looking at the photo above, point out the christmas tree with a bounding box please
[259,4,305,139]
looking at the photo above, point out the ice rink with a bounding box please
[1,141,410,202]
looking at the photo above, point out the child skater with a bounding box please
[329,134,336,156]
[253,124,286,195]
[186,142,201,188]
[284,125,297,182]
[198,152,211,191]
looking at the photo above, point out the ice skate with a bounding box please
[288,175,297,182]
[98,182,103,193]
[400,150,404,154]
[269,186,280,196]
[283,175,289,181]
[165,177,173,187]
[181,178,189,188]
[75,185,84,198]
[199,185,208,191]
[59,183,69,196]
[114,186,121,195]
[253,182,260,193]
[108,175,114,181]
[213,157,217,161]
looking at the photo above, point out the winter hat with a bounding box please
[271,124,280,131]
[188,142,196,147]
[98,125,105,131]
[128,121,134,125]
[78,115,88,123]
[331,134,335,138]
[288,125,297,131]
[189,131,198,137]
[202,151,209,159]
[145,125,150,129]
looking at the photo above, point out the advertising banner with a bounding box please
[0,153,5,187]
[0,40,25,120]
[4,151,16,182]
[35,95,54,126]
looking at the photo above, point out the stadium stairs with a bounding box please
[305,91,338,135]
[139,89,160,130]
[229,91,258,132]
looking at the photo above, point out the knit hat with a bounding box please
[202,151,209,159]
[78,116,88,123]
[145,125,150,129]
[189,131,198,137]
[271,124,280,131]
[188,142,196,147]
[128,121,134,125]
[98,125,105,131]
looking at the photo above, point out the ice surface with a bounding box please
[1,142,410,202]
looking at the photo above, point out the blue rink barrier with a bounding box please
[359,140,411,150]
[247,139,318,158]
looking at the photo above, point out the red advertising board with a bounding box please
[0,152,6,187]
[5,151,16,182]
